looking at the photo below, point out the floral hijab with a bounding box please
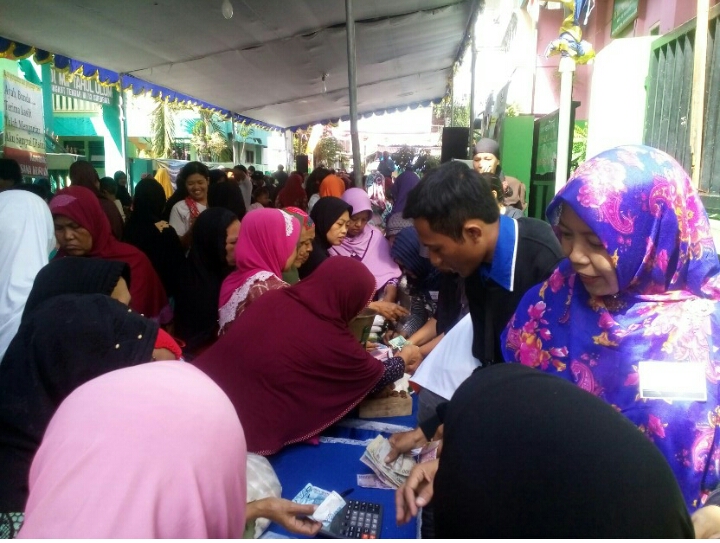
[501,145,720,511]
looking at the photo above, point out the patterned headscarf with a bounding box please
[501,145,720,511]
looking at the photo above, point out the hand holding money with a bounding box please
[360,435,416,489]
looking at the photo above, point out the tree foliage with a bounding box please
[188,110,231,162]
[433,100,470,127]
[314,136,344,168]
[150,99,179,158]
[391,145,417,170]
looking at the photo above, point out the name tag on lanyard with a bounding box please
[638,361,707,402]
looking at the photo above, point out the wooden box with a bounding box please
[358,394,412,418]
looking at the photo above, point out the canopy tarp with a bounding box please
[0,0,480,130]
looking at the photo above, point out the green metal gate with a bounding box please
[644,4,720,199]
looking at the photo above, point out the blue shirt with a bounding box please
[478,214,519,292]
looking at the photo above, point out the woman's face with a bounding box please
[326,211,350,246]
[293,228,315,268]
[558,205,619,298]
[53,215,93,256]
[347,210,372,238]
[186,173,209,203]
[110,277,132,306]
[225,220,240,267]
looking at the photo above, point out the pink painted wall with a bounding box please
[533,6,591,120]
[532,0,720,121]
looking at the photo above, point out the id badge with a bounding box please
[638,361,707,402]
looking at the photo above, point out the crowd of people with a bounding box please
[0,139,719,538]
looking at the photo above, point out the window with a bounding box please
[245,150,255,164]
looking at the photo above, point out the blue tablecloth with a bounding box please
[264,396,419,539]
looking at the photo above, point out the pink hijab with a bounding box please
[331,188,401,291]
[219,207,300,308]
[18,361,247,539]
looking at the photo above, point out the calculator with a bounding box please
[320,499,383,539]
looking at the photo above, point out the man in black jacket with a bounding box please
[386,162,563,520]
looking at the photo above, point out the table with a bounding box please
[263,396,420,539]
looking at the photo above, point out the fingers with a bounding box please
[384,445,401,463]
[284,502,316,516]
[290,517,323,536]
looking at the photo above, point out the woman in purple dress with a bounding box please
[502,145,720,526]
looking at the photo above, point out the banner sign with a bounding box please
[50,67,112,105]
[4,71,47,177]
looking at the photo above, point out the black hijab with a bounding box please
[434,364,694,538]
[298,196,352,279]
[208,181,247,220]
[0,294,158,512]
[22,257,130,322]
[174,208,237,354]
[123,178,184,297]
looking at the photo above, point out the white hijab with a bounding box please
[0,190,55,362]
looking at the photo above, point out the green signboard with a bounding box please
[611,0,639,38]
[535,110,559,176]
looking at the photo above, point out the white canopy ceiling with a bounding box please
[0,0,480,129]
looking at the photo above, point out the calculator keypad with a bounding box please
[340,500,381,538]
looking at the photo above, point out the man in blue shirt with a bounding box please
[387,161,563,527]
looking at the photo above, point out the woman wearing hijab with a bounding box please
[0,292,181,532]
[282,206,315,285]
[501,145,720,515]
[318,172,346,198]
[218,208,300,334]
[123,177,185,297]
[0,191,55,363]
[384,168,418,245]
[154,167,174,199]
[69,160,124,240]
[387,168,420,225]
[275,172,308,210]
[298,196,351,279]
[427,363,694,538]
[194,257,421,455]
[390,227,441,338]
[208,180,247,220]
[174,208,240,354]
[18,361,247,538]
[333,188,401,301]
[50,185,169,320]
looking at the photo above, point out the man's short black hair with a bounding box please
[233,164,248,173]
[403,160,500,240]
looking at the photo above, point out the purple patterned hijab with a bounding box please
[501,145,720,511]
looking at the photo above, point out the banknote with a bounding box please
[292,483,330,507]
[360,435,416,489]
[292,483,345,527]
[357,473,394,490]
[311,491,346,523]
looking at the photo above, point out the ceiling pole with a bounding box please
[468,30,477,156]
[345,0,362,187]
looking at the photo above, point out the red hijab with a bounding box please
[193,257,384,455]
[50,186,168,318]
[276,173,307,209]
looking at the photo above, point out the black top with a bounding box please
[434,363,694,538]
[124,179,185,297]
[173,208,237,353]
[22,257,129,322]
[466,216,563,364]
[0,294,157,512]
[434,273,466,336]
